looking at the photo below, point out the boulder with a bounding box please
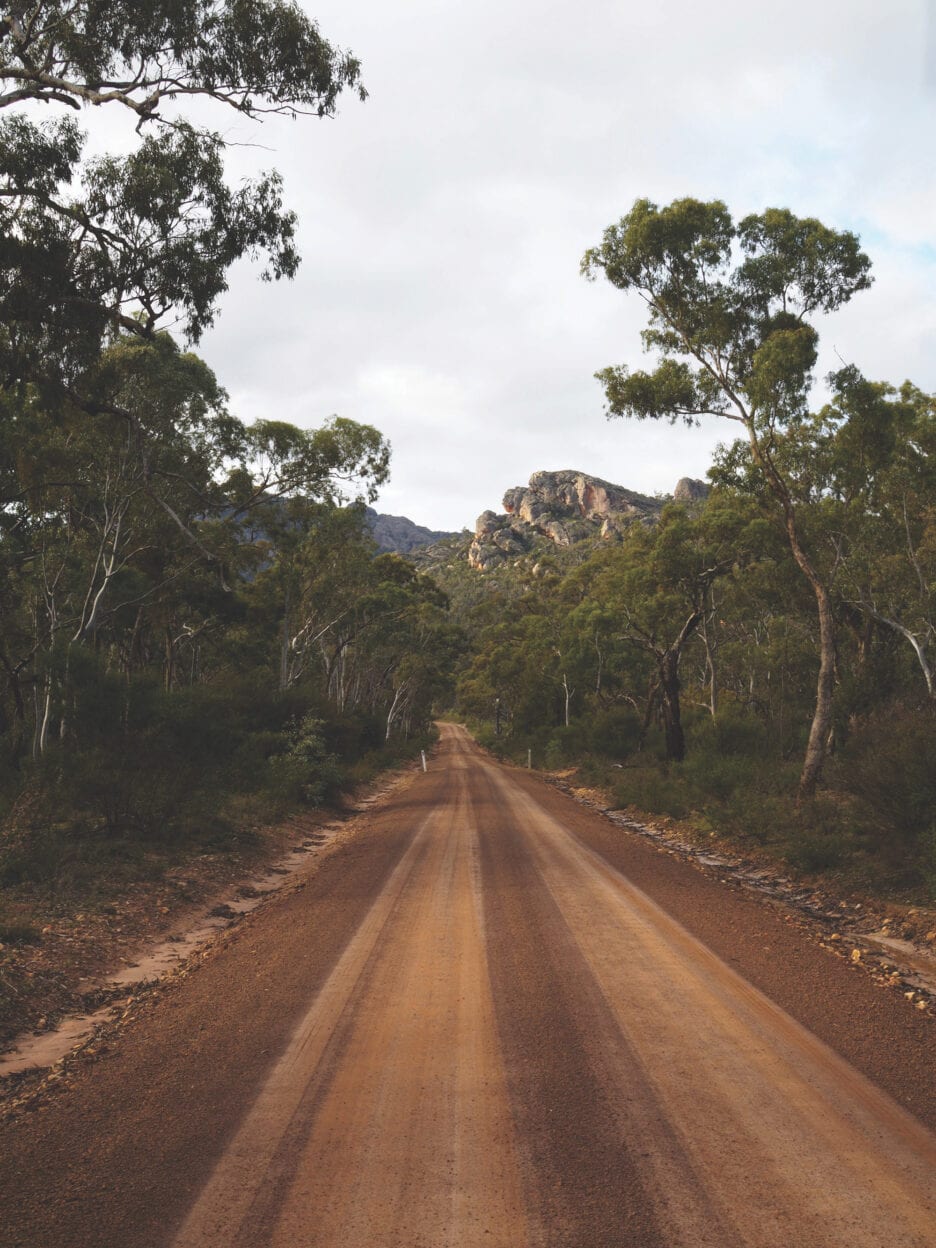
[475,509,504,538]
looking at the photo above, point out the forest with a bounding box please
[457,200,936,898]
[1,5,934,919]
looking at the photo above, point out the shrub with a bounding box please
[268,715,340,808]
[543,726,585,769]
[586,706,643,759]
[613,764,691,820]
[837,704,936,858]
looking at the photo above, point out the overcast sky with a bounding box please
[193,0,936,531]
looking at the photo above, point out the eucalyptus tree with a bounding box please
[0,1,378,652]
[582,198,872,797]
[819,373,936,698]
[0,1,364,397]
[0,333,388,755]
[283,534,460,738]
[575,504,741,761]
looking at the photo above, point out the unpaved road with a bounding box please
[2,725,935,1247]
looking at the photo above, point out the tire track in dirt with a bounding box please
[1,724,934,1247]
[173,745,528,1248]
[480,751,936,1246]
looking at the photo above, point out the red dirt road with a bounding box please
[2,724,935,1246]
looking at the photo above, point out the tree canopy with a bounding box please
[0,6,468,857]
[0,0,364,396]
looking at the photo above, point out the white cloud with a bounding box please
[192,0,936,530]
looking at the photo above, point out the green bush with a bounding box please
[613,764,691,820]
[585,706,643,759]
[267,715,340,808]
[680,750,756,804]
[543,726,585,768]
[786,829,850,873]
[837,704,936,851]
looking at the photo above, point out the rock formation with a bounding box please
[467,470,663,570]
[674,477,710,504]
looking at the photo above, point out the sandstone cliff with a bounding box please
[467,470,707,570]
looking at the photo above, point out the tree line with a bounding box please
[1,5,931,894]
[0,4,460,864]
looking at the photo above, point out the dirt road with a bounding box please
[2,724,935,1246]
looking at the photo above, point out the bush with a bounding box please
[586,706,643,759]
[267,715,340,809]
[685,704,770,758]
[834,704,936,890]
[613,763,691,820]
[786,829,850,873]
[543,726,586,768]
[680,750,757,804]
[781,795,860,872]
[837,704,936,850]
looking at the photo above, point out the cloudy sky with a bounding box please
[195,0,936,531]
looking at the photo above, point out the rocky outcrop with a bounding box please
[674,477,710,504]
[468,470,665,570]
[365,508,457,554]
[503,470,658,528]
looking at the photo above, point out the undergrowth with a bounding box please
[470,701,936,904]
[0,681,435,914]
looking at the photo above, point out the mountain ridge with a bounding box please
[364,507,458,554]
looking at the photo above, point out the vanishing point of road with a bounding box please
[2,723,935,1246]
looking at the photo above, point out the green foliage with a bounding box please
[268,715,340,808]
[587,706,644,759]
[613,764,692,822]
[785,811,853,874]
[583,196,878,798]
[581,197,871,436]
[0,4,459,917]
[454,460,934,895]
[836,706,936,856]
[0,1,364,388]
[0,355,447,889]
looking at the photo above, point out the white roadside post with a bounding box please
[527,748,532,770]
[421,751,427,773]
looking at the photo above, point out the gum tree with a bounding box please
[582,198,872,799]
[0,1,365,396]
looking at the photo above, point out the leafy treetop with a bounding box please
[0,1,364,121]
[581,198,872,433]
[0,1,365,393]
